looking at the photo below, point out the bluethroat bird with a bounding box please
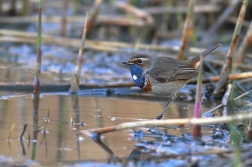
[122,43,221,119]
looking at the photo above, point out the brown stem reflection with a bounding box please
[90,133,121,162]
[32,93,40,160]
[71,95,81,160]
[57,95,67,161]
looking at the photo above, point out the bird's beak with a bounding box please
[122,61,133,65]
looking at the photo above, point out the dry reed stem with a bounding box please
[83,112,252,135]
[221,83,232,117]
[236,21,252,64]
[87,0,103,34]
[214,0,249,94]
[8,123,15,141]
[0,29,211,54]
[0,15,147,27]
[177,0,194,61]
[246,119,252,140]
[227,17,251,28]
[69,14,88,92]
[192,55,203,138]
[115,1,154,25]
[61,0,68,37]
[33,0,42,95]
[143,4,220,14]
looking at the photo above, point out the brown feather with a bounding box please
[148,43,221,83]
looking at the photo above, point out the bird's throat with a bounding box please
[130,64,145,88]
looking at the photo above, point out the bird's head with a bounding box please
[122,55,153,88]
[122,55,153,70]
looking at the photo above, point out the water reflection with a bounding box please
[70,95,81,160]
[0,94,212,165]
[32,94,40,160]
[56,94,67,161]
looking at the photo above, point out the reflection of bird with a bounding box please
[123,43,221,119]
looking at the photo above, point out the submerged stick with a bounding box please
[214,0,249,94]
[83,112,252,135]
[177,0,194,60]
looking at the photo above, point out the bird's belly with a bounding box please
[150,79,189,96]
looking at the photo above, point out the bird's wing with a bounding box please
[148,57,198,83]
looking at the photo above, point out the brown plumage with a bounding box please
[123,43,222,119]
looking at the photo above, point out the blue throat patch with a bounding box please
[130,64,145,88]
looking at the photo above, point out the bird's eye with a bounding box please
[137,59,143,64]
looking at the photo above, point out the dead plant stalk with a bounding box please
[214,0,249,94]
[83,112,252,135]
[69,13,88,92]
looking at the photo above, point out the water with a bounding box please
[0,91,215,166]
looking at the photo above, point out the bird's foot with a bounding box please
[155,114,163,120]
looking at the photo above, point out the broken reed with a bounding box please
[192,55,203,139]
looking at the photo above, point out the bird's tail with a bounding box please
[185,43,222,69]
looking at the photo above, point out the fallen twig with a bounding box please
[83,112,252,135]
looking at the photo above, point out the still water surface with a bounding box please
[0,92,213,165]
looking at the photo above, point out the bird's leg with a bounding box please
[155,94,177,119]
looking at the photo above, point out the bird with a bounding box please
[122,43,221,119]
